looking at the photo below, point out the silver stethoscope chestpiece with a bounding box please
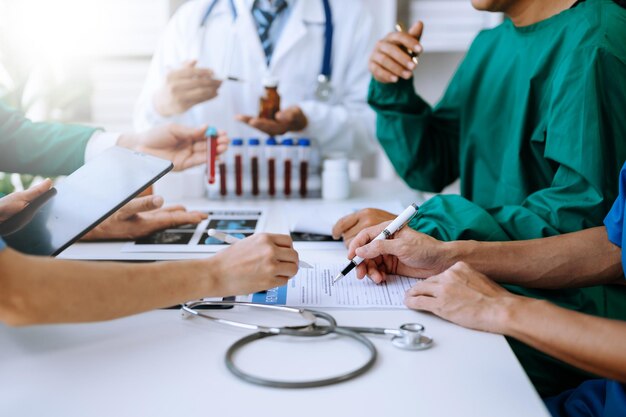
[391,323,434,351]
[315,74,332,101]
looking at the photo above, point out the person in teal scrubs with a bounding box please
[0,100,230,238]
[347,161,626,416]
[0,103,300,325]
[332,0,626,396]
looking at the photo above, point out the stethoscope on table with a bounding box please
[198,0,334,101]
[181,300,434,389]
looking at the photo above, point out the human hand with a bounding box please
[154,60,223,117]
[404,262,521,334]
[235,106,307,136]
[369,21,424,83]
[82,195,207,241]
[347,221,450,283]
[211,233,299,295]
[0,179,53,223]
[118,125,228,172]
[332,208,396,247]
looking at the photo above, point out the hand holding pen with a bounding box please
[334,204,419,283]
[208,229,313,269]
[369,21,424,84]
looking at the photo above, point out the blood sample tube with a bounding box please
[206,126,218,185]
[219,160,227,197]
[232,138,244,196]
[297,138,311,198]
[265,137,277,197]
[282,138,294,197]
[248,138,260,196]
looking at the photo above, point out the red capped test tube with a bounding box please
[265,137,278,197]
[232,138,244,196]
[282,138,294,197]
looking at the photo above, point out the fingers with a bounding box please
[355,238,399,260]
[241,118,288,136]
[117,195,164,219]
[332,213,359,240]
[386,31,423,54]
[235,114,252,123]
[370,49,414,80]
[369,61,399,84]
[20,178,53,202]
[404,294,438,312]
[266,233,295,248]
[347,222,389,258]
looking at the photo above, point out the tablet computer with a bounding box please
[0,146,173,256]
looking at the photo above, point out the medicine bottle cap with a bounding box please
[248,138,260,146]
[205,126,218,137]
[232,138,244,146]
[265,137,277,146]
[297,138,311,147]
[262,76,279,88]
[282,138,294,146]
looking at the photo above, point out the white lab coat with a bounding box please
[134,0,378,158]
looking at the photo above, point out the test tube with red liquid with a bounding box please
[206,127,218,185]
[282,138,295,197]
[232,138,244,196]
[248,138,260,196]
[297,138,311,198]
[265,137,278,197]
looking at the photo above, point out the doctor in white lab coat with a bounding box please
[134,0,378,160]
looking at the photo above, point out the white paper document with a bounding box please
[240,262,418,309]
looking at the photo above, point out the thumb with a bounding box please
[408,21,424,40]
[117,195,164,219]
[170,123,206,143]
[20,178,53,203]
[355,239,398,260]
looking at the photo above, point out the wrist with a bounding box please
[153,89,176,117]
[492,295,539,336]
[116,132,139,151]
[440,240,471,271]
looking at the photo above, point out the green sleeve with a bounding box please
[410,46,626,242]
[367,73,461,193]
[0,101,98,176]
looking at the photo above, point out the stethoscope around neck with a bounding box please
[198,0,334,101]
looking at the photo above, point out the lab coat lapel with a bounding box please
[270,0,324,72]
[233,0,267,71]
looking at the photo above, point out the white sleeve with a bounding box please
[297,6,377,159]
[84,131,121,162]
[133,3,199,132]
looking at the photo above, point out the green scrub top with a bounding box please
[0,100,97,177]
[369,0,626,242]
[369,0,626,397]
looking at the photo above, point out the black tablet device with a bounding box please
[0,146,173,256]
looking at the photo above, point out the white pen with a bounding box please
[207,229,314,269]
[334,203,419,283]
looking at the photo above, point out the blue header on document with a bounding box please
[252,285,288,305]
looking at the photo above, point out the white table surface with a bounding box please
[0,179,550,417]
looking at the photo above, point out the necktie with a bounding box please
[252,0,288,65]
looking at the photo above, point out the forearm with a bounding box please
[0,249,217,325]
[500,296,626,382]
[447,227,623,288]
[368,78,460,192]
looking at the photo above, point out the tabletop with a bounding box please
[0,179,550,417]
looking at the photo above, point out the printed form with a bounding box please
[241,262,419,309]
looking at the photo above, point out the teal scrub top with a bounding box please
[368,0,626,242]
[0,100,97,177]
[0,237,5,251]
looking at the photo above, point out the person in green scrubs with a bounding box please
[332,0,626,396]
